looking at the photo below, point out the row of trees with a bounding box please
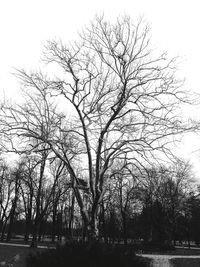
[0,15,198,247]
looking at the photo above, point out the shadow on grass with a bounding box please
[26,242,150,267]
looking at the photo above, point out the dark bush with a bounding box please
[26,242,149,267]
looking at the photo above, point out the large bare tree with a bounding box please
[0,16,195,240]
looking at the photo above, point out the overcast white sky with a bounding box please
[0,0,200,176]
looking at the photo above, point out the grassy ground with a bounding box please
[0,245,45,267]
[4,237,56,248]
[140,257,152,266]
[174,248,200,255]
[171,258,200,267]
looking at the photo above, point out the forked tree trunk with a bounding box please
[79,207,99,243]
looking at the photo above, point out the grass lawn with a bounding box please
[143,247,200,256]
[0,244,45,267]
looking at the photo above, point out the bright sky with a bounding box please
[0,0,200,176]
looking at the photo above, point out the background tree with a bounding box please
[0,160,13,240]
[6,161,23,241]
[20,155,38,243]
[138,159,195,245]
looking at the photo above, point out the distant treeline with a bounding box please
[0,156,199,247]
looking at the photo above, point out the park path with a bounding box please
[140,254,172,267]
[140,254,200,267]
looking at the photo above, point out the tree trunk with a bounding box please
[68,191,75,240]
[122,211,127,245]
[1,219,8,241]
[51,206,57,243]
[24,206,32,242]
[31,221,40,248]
[89,216,99,242]
[7,171,20,242]
[100,201,108,243]
[31,153,47,248]
[6,205,15,241]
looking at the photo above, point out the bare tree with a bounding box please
[0,15,195,241]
